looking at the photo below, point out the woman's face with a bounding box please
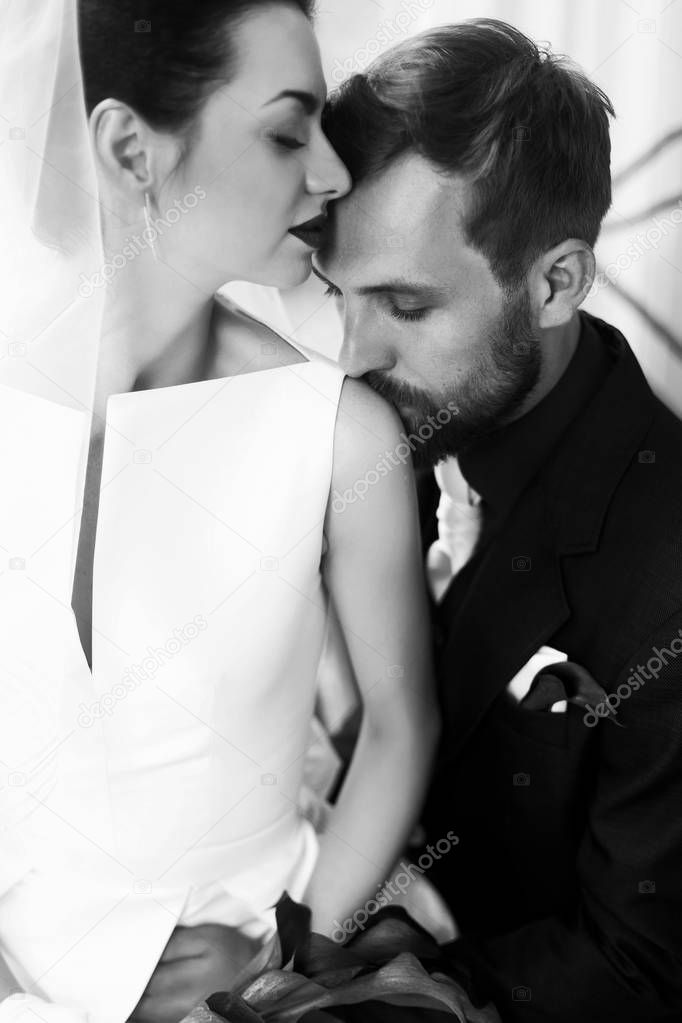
[159,3,351,290]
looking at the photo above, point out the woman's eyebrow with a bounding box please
[262,89,322,114]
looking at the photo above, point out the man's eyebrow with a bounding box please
[312,263,445,299]
[261,89,322,115]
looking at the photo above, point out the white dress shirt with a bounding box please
[426,457,484,602]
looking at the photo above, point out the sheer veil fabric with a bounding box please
[0,1,103,1016]
[0,0,104,829]
[0,0,104,410]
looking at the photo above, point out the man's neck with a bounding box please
[512,313,582,423]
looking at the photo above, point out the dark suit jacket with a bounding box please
[420,313,682,1022]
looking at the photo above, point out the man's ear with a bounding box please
[529,240,595,329]
[89,99,178,199]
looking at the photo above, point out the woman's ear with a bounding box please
[89,99,179,199]
[529,240,595,329]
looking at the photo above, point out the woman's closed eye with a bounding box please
[273,134,306,151]
[264,119,310,152]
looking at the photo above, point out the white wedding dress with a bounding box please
[0,327,345,1022]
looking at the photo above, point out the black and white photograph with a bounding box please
[1,1,681,1020]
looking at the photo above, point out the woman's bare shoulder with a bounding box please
[333,377,407,486]
[337,376,404,447]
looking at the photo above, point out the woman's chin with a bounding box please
[245,254,313,291]
[281,262,314,289]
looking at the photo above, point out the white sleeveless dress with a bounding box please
[0,333,345,1021]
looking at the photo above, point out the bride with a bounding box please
[0,1,438,1020]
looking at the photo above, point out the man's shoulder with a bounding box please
[613,394,682,569]
[606,346,682,504]
[568,312,682,491]
[568,318,682,615]
[644,389,682,459]
[546,315,682,602]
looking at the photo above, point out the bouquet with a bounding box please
[192,893,500,1023]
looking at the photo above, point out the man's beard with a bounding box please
[364,289,541,468]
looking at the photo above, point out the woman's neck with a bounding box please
[94,250,218,402]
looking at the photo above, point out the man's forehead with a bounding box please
[322,153,469,269]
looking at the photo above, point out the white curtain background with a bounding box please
[226,0,682,415]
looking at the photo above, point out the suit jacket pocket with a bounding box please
[498,689,571,748]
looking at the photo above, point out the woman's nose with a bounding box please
[307,134,352,199]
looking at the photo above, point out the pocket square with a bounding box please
[521,660,623,725]
[506,646,568,711]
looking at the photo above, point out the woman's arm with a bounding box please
[304,378,440,937]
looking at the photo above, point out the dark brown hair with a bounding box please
[323,19,615,288]
[79,1,315,137]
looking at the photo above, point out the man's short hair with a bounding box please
[323,19,615,288]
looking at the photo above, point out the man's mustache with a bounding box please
[363,370,431,411]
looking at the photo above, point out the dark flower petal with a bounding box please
[290,953,468,1019]
[299,1012,346,1022]
[230,933,283,997]
[296,933,368,977]
[241,969,330,1013]
[428,975,501,1023]
[239,953,470,1021]
[209,897,500,1023]
[206,991,266,1022]
[275,892,313,968]
[293,965,366,990]
[343,909,442,965]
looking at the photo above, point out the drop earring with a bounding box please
[143,191,159,261]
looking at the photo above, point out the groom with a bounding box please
[130,19,682,1023]
[313,18,682,1023]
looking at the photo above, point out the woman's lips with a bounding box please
[288,214,328,248]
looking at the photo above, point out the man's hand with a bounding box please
[128,924,259,1023]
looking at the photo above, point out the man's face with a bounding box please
[314,153,541,466]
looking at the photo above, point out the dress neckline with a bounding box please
[106,358,313,405]
[72,294,315,678]
[107,293,311,404]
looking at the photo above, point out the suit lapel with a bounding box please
[429,318,658,763]
[436,476,570,759]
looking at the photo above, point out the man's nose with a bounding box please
[337,322,394,379]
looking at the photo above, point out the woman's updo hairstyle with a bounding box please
[78,1,315,147]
